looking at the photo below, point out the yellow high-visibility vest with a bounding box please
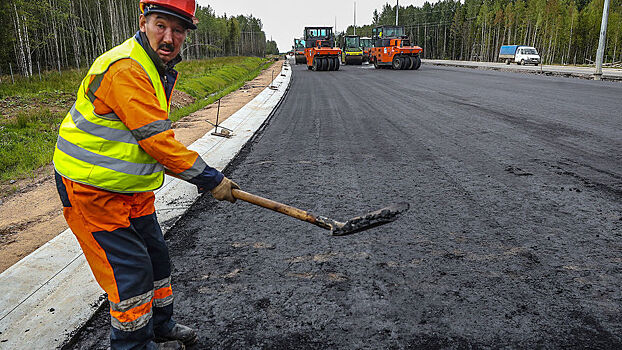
[54,37,169,193]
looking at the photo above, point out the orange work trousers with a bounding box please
[55,172,176,350]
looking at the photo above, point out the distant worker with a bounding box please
[52,0,239,349]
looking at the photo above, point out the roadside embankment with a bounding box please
[0,56,270,186]
[171,56,273,121]
[0,57,277,273]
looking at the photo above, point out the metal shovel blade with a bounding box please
[327,202,410,236]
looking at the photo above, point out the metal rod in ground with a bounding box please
[215,98,221,132]
[210,98,232,138]
[594,0,611,80]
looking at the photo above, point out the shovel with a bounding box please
[232,189,409,236]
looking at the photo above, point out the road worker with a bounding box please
[52,1,238,349]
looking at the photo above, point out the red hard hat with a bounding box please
[140,0,198,29]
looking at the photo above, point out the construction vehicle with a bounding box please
[340,35,363,65]
[304,27,341,71]
[370,25,423,70]
[293,38,307,65]
[360,37,373,63]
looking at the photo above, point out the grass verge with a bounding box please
[170,57,272,122]
[0,56,272,184]
[0,108,64,183]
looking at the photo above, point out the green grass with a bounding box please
[171,56,272,122]
[0,56,272,184]
[0,69,87,100]
[0,108,64,182]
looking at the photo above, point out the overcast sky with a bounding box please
[196,0,438,52]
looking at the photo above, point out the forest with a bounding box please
[0,0,280,79]
[347,0,622,65]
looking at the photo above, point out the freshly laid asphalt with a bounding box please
[68,61,622,349]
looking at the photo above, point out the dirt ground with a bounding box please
[0,60,283,273]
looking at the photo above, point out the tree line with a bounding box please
[0,0,280,79]
[346,0,622,65]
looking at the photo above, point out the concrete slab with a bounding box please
[0,60,292,350]
[423,59,622,81]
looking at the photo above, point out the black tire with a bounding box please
[322,58,330,71]
[307,65,313,70]
[312,58,319,71]
[399,57,408,70]
[505,59,510,65]
[519,59,524,66]
[328,57,335,71]
[346,56,363,66]
[405,56,415,70]
[373,57,380,69]
[334,57,340,71]
[392,56,402,70]
[413,56,422,70]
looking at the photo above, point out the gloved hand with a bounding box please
[210,177,240,203]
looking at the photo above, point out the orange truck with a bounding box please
[369,25,423,70]
[304,27,342,71]
[294,38,307,65]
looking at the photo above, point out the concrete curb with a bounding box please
[423,59,622,82]
[0,60,292,350]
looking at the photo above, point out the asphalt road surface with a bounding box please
[68,61,622,349]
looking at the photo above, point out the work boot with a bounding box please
[155,340,185,350]
[155,323,198,346]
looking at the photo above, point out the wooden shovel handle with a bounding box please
[232,189,332,230]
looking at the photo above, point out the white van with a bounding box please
[499,45,541,66]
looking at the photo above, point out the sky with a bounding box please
[197,0,438,52]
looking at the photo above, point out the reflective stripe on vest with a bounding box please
[53,37,170,193]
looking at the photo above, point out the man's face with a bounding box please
[140,13,188,63]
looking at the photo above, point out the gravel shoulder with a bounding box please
[423,59,622,81]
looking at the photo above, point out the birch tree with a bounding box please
[0,0,275,78]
